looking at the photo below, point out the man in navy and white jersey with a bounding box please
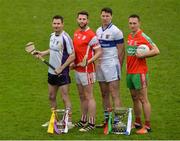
[96,7,125,128]
[35,15,75,128]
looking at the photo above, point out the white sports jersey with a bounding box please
[49,31,73,75]
[96,23,124,60]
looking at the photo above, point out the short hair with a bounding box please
[77,10,89,18]
[52,15,64,23]
[128,14,140,21]
[101,7,112,15]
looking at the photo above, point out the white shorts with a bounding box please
[75,71,96,86]
[96,58,121,82]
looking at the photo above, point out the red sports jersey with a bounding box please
[126,30,154,74]
[73,27,99,73]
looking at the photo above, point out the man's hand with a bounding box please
[95,59,101,70]
[32,51,43,59]
[55,67,63,75]
[77,62,87,67]
[135,52,145,58]
[69,62,76,70]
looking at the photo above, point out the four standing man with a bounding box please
[37,8,160,135]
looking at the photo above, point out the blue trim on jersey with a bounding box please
[64,32,73,52]
[102,22,113,31]
[115,38,124,44]
[99,38,124,48]
[99,39,116,48]
[61,36,69,75]
[108,23,113,29]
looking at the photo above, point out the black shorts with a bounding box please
[48,73,71,86]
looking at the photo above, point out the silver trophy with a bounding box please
[112,107,132,135]
[55,109,68,133]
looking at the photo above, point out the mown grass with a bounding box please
[0,0,179,140]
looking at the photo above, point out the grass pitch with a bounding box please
[0,0,179,140]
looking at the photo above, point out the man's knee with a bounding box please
[110,87,119,99]
[131,94,139,102]
[109,82,119,98]
[138,96,148,104]
[101,91,109,99]
[111,92,119,100]
[86,93,94,101]
[61,91,68,98]
[49,93,56,101]
[79,92,86,101]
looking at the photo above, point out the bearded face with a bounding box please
[77,14,88,30]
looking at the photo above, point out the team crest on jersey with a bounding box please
[105,34,110,39]
[56,41,59,45]
[82,35,86,40]
[128,40,137,46]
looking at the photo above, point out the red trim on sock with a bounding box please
[89,117,95,125]
[81,115,87,122]
[145,121,150,128]
[135,117,142,124]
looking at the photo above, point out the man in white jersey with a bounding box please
[35,15,75,127]
[96,8,125,129]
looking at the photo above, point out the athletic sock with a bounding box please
[104,110,109,122]
[135,117,142,125]
[145,121,151,129]
[81,114,87,123]
[88,116,95,125]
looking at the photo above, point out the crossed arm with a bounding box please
[34,49,75,74]
[55,52,75,74]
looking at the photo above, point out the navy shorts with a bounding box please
[48,73,71,86]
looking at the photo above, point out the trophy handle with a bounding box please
[125,108,132,135]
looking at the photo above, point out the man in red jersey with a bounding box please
[126,14,160,134]
[72,10,102,132]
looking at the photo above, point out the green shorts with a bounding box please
[126,73,148,90]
